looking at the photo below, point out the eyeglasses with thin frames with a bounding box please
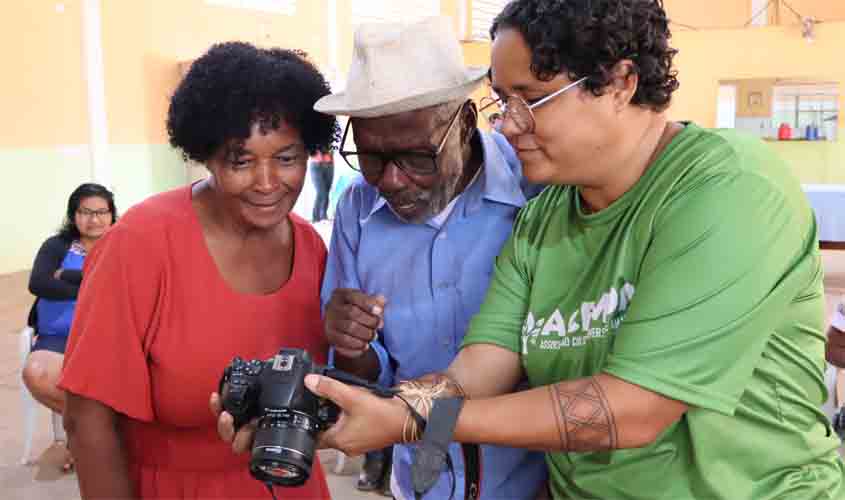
[339,102,465,179]
[480,77,587,135]
[77,208,111,219]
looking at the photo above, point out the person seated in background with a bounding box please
[58,42,338,499]
[23,182,116,471]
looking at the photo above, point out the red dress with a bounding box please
[59,186,332,499]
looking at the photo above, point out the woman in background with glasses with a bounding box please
[302,1,845,498]
[23,182,116,471]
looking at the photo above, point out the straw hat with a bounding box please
[314,16,487,118]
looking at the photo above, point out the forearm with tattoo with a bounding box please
[549,377,618,452]
[453,370,684,452]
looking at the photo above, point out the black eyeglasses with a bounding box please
[76,208,112,219]
[339,102,464,178]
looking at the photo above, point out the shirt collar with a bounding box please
[367,195,389,219]
[365,130,526,220]
[467,130,527,213]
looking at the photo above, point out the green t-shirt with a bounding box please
[464,124,845,499]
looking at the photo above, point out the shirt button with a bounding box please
[438,232,447,239]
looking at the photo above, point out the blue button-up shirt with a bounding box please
[322,131,547,500]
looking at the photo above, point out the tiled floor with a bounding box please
[1,249,843,499]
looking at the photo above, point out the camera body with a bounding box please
[219,348,340,487]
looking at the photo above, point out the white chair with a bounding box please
[19,326,65,465]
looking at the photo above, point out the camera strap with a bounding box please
[411,397,481,500]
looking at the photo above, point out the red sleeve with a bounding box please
[59,219,165,422]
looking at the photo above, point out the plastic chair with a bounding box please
[19,326,65,465]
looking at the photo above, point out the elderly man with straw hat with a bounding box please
[314,17,547,500]
[216,15,548,500]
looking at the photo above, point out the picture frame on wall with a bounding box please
[748,91,764,108]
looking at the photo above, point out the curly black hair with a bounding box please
[58,183,117,242]
[167,42,340,163]
[491,0,679,112]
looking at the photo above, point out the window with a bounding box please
[471,0,508,40]
[205,0,296,16]
[351,0,440,26]
[772,82,839,140]
[716,78,839,141]
[749,0,769,27]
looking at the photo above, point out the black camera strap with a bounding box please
[264,483,279,500]
[411,397,481,500]
[461,442,481,500]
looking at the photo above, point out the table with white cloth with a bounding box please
[803,184,845,249]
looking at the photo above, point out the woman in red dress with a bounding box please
[59,42,339,499]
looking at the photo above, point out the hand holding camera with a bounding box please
[216,348,396,488]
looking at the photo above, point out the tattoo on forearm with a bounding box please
[549,377,618,452]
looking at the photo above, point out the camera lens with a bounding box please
[250,411,321,487]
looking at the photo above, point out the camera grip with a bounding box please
[219,357,263,429]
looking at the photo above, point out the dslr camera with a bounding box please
[219,348,394,487]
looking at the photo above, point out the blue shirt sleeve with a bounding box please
[321,182,395,387]
[29,236,79,300]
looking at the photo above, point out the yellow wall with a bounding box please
[664,0,750,29]
[102,0,330,144]
[771,1,845,24]
[0,0,87,147]
[664,0,845,29]
[2,1,337,274]
[768,140,845,184]
[104,0,473,145]
[669,22,844,129]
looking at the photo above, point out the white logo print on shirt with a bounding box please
[521,282,635,354]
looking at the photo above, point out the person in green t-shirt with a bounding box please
[223,1,845,498]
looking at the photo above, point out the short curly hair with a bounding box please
[491,0,679,112]
[168,42,339,163]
